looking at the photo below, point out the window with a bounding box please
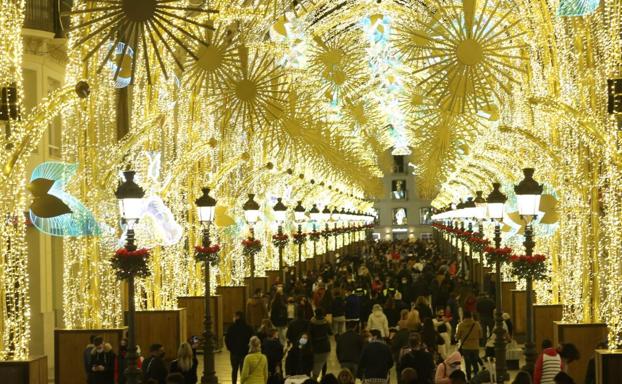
[391,179,407,200]
[393,208,407,225]
[392,155,405,173]
[48,77,62,157]
[420,207,433,225]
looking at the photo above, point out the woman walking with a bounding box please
[169,342,198,384]
[240,336,268,384]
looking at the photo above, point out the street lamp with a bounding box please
[331,207,339,251]
[514,168,543,374]
[486,182,508,383]
[195,187,218,384]
[309,204,320,259]
[321,205,331,254]
[272,198,288,282]
[243,194,260,291]
[293,201,306,279]
[115,170,145,384]
[473,191,487,293]
[463,197,477,279]
[339,207,347,250]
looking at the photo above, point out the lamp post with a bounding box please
[463,197,477,281]
[331,207,339,251]
[456,200,466,275]
[321,206,331,264]
[339,207,347,251]
[195,188,218,384]
[514,168,543,374]
[293,201,306,279]
[474,191,487,293]
[243,194,260,292]
[310,204,320,260]
[273,198,288,282]
[115,171,145,384]
[486,182,508,383]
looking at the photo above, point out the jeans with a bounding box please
[332,316,346,335]
[231,354,245,384]
[312,352,330,379]
[480,317,494,344]
[462,349,480,380]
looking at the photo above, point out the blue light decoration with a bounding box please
[106,42,134,88]
[557,0,600,16]
[29,162,101,237]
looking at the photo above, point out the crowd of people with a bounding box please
[82,238,589,384]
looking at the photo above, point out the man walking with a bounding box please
[455,312,482,380]
[225,311,254,384]
[358,329,394,383]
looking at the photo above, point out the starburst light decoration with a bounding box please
[67,0,218,83]
[396,0,527,113]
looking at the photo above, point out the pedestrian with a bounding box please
[84,335,98,380]
[434,351,462,384]
[88,337,116,384]
[553,372,575,384]
[143,344,168,384]
[398,333,435,384]
[285,332,313,377]
[421,317,444,357]
[309,308,332,379]
[358,329,394,383]
[475,293,495,343]
[533,343,580,384]
[367,304,390,337]
[247,288,269,330]
[169,342,198,384]
[337,369,355,384]
[448,370,467,384]
[261,328,284,384]
[225,311,255,384]
[401,368,418,384]
[336,321,364,375]
[286,309,310,346]
[512,371,532,384]
[240,336,268,384]
[271,292,289,345]
[415,296,433,322]
[455,312,481,380]
[331,288,347,336]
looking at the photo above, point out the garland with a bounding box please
[195,244,220,266]
[455,229,472,240]
[242,238,262,256]
[321,229,331,240]
[510,254,548,280]
[467,235,490,252]
[272,233,289,248]
[309,231,321,242]
[111,248,151,280]
[484,246,513,265]
[293,232,307,245]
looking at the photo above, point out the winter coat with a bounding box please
[261,337,284,374]
[246,297,268,330]
[89,348,116,384]
[398,348,436,384]
[336,330,364,364]
[225,319,255,357]
[309,317,332,353]
[358,340,393,379]
[331,296,346,317]
[434,351,461,384]
[344,294,361,320]
[270,300,289,327]
[476,296,495,320]
[240,352,268,384]
[169,357,198,384]
[367,306,390,337]
[455,318,481,350]
[142,355,167,384]
[285,344,313,376]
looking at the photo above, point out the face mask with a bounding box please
[299,338,308,345]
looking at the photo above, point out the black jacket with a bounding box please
[225,319,254,357]
[285,344,313,376]
[270,301,289,327]
[336,330,364,364]
[331,296,346,317]
[89,350,116,384]
[398,348,435,384]
[262,338,284,374]
[309,317,332,353]
[142,355,168,384]
[169,358,198,384]
[286,318,309,344]
[358,340,393,379]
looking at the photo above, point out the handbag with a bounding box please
[457,323,476,354]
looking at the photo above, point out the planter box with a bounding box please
[126,309,187,363]
[0,355,47,384]
[554,321,608,383]
[178,296,224,350]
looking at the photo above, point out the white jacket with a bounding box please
[367,307,390,337]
